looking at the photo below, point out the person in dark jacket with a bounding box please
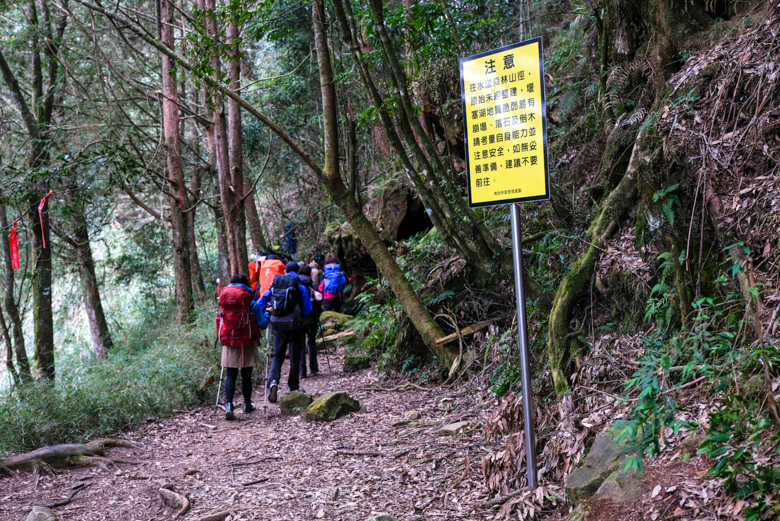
[298,264,321,378]
[255,262,313,402]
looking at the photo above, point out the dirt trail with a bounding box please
[1,354,494,521]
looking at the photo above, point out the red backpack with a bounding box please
[217,285,258,347]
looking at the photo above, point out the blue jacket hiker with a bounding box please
[255,262,313,402]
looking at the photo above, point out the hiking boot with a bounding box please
[225,402,235,421]
[268,382,278,403]
[243,402,256,414]
[300,372,308,379]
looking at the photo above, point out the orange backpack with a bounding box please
[257,259,286,296]
[248,261,262,292]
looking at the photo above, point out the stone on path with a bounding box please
[26,507,57,521]
[304,392,361,421]
[404,410,420,420]
[279,391,313,415]
[366,515,397,521]
[565,427,633,503]
[343,354,371,373]
[438,421,469,436]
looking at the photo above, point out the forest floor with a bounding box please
[0,346,505,521]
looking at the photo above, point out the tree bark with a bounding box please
[161,0,194,324]
[0,206,31,381]
[29,187,54,380]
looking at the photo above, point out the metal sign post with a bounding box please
[510,203,538,489]
[460,37,549,490]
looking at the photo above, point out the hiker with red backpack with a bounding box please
[255,262,313,402]
[217,274,268,420]
[318,255,349,313]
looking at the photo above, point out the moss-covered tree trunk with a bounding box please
[548,129,649,394]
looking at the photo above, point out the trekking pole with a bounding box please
[318,320,331,372]
[263,325,271,416]
[215,366,224,409]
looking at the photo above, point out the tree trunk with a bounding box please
[0,206,31,381]
[547,129,645,394]
[0,305,20,386]
[244,178,271,255]
[73,215,114,360]
[29,185,55,380]
[188,169,207,300]
[312,0,456,365]
[161,0,194,324]
[225,0,249,273]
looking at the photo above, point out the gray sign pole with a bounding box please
[510,202,538,489]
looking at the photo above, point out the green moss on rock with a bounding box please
[279,391,314,415]
[303,392,360,421]
[343,354,371,373]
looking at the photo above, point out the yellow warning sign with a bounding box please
[460,37,550,207]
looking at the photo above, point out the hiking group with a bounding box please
[216,252,348,420]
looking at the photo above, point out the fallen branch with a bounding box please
[241,478,269,486]
[316,330,354,344]
[480,488,530,508]
[366,382,427,392]
[159,484,190,519]
[45,483,92,508]
[334,449,386,457]
[1,439,137,472]
[231,456,282,467]
[435,320,492,346]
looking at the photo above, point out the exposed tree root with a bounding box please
[547,128,650,394]
[159,483,190,518]
[1,439,137,473]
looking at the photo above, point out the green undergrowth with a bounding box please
[618,265,780,517]
[0,304,219,456]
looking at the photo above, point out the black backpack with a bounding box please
[269,274,302,331]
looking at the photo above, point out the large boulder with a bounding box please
[279,391,313,415]
[304,392,360,421]
[565,427,633,503]
[343,354,371,373]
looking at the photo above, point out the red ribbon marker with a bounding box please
[38,190,53,249]
[9,221,20,270]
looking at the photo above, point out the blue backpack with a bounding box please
[323,263,346,294]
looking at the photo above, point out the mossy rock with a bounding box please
[279,391,313,415]
[323,328,338,337]
[303,392,360,421]
[565,426,633,504]
[320,311,354,330]
[343,354,371,373]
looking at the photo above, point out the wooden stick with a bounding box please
[435,321,492,346]
[334,449,386,457]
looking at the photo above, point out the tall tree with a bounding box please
[161,0,194,323]
[0,0,67,379]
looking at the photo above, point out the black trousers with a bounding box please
[224,367,253,404]
[269,329,304,391]
[300,322,319,376]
